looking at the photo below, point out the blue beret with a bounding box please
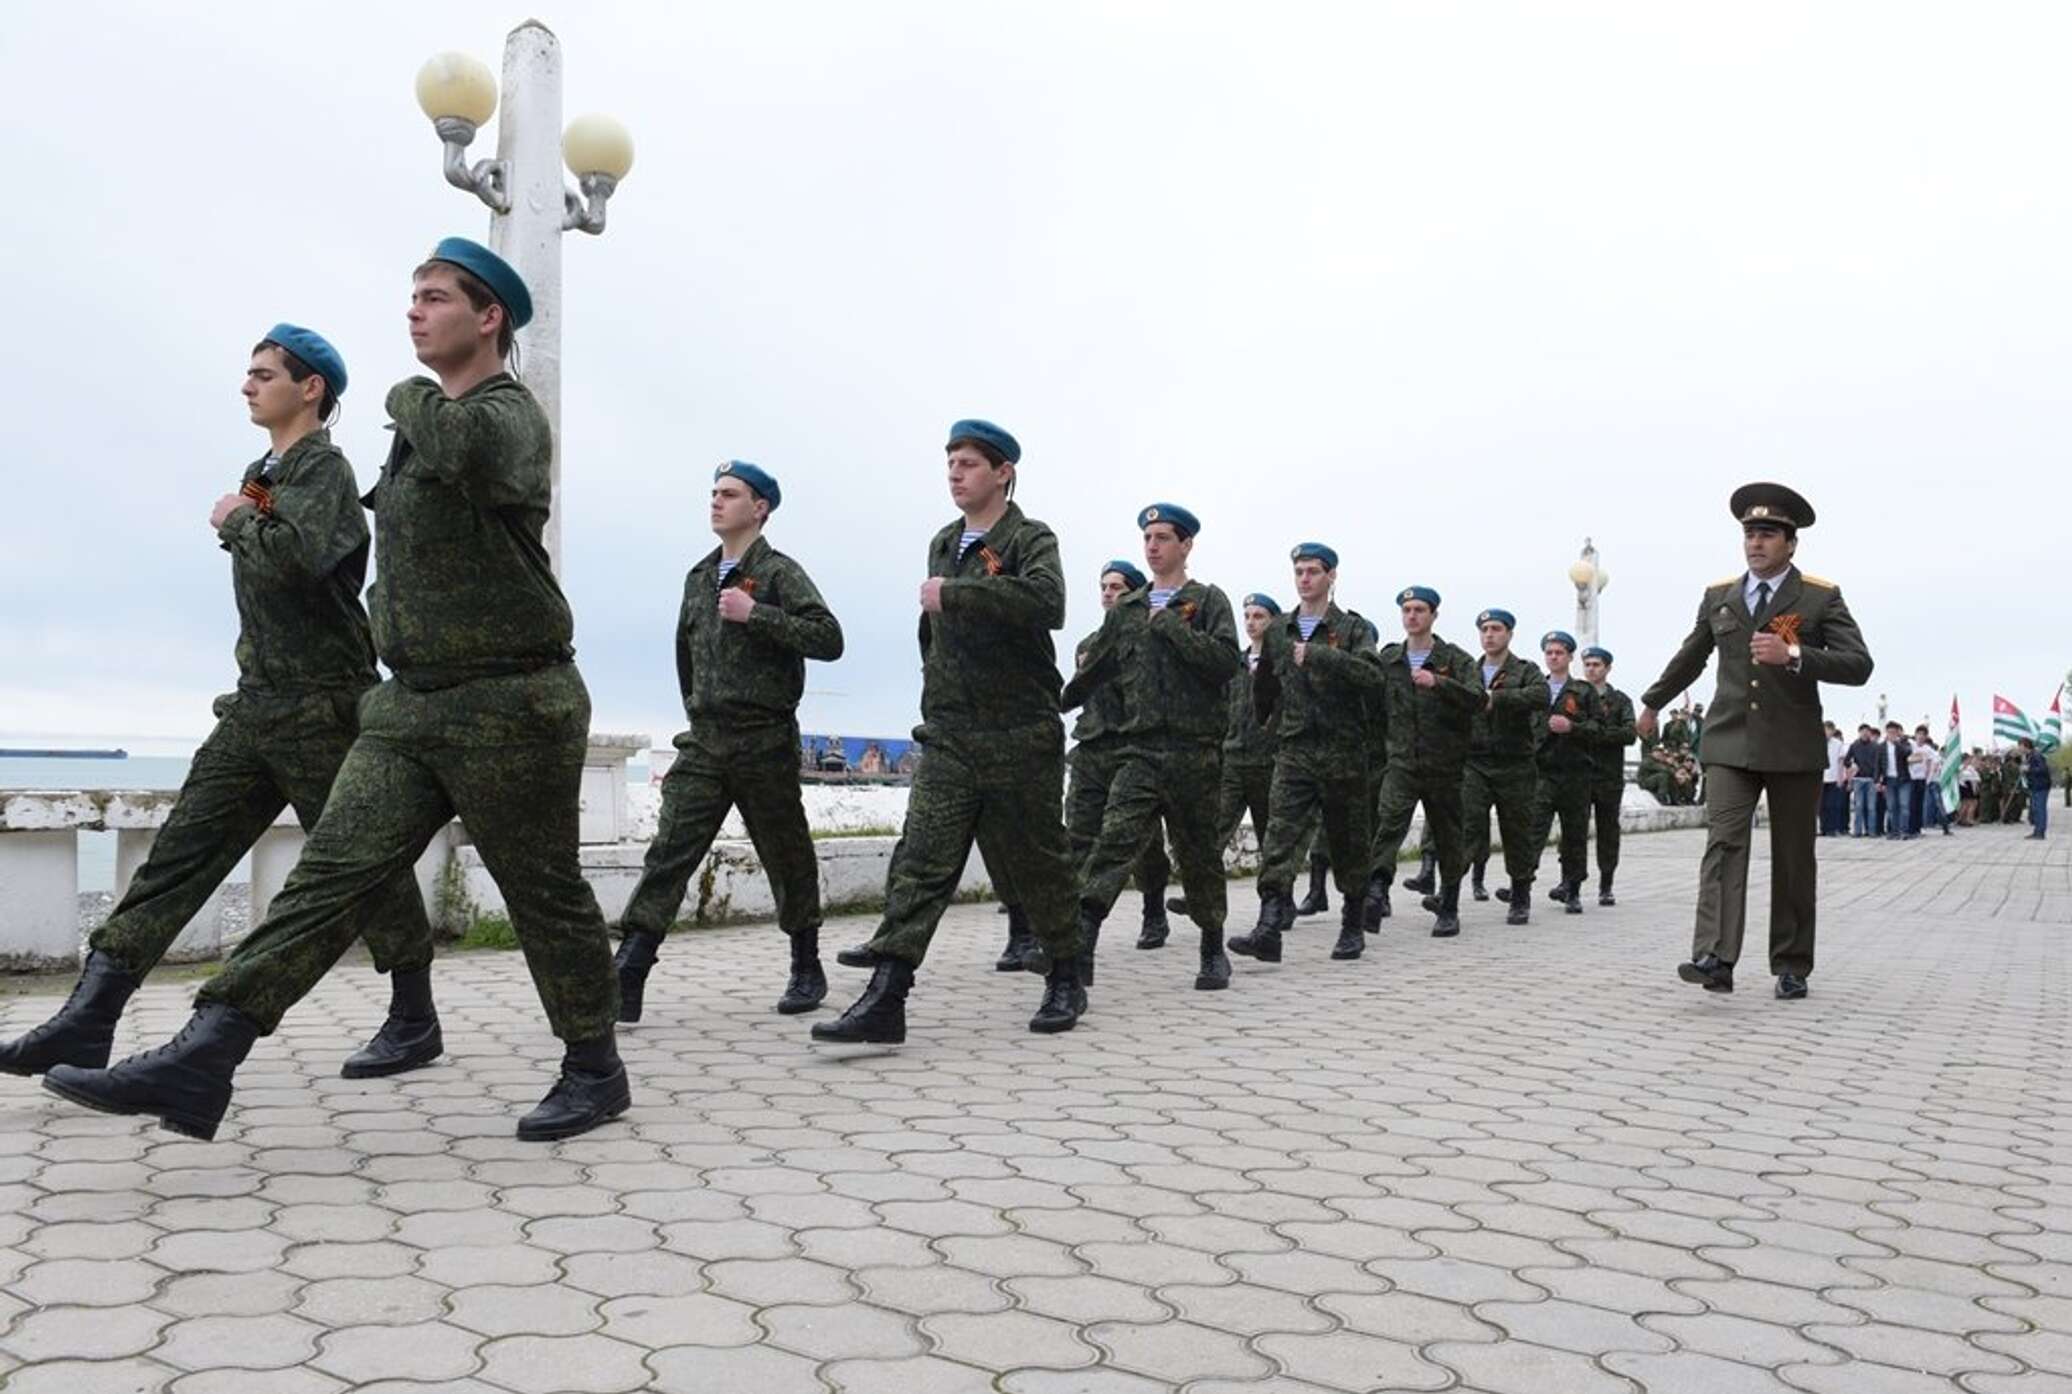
[1137,502,1200,538]
[1475,608,1516,631]
[1100,559,1147,591]
[1581,646,1613,664]
[715,459,780,511]
[427,236,533,329]
[947,419,1020,464]
[261,323,346,398]
[1541,630,1578,652]
[1242,592,1281,616]
[1397,586,1441,609]
[1290,541,1338,570]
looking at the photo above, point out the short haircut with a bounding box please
[252,339,339,421]
[413,259,517,358]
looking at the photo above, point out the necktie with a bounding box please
[1751,580,1773,626]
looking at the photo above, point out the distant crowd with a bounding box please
[1636,703,1706,806]
[1823,722,2057,839]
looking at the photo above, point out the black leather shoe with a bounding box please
[1677,954,1735,993]
[0,951,141,1077]
[776,931,828,1014]
[1330,901,1364,959]
[812,959,914,1044]
[43,1002,261,1141]
[517,1034,631,1142]
[1598,874,1616,907]
[1430,881,1461,938]
[1137,892,1170,950]
[613,929,663,1024]
[1295,856,1331,916]
[1029,958,1086,1033]
[1402,853,1437,895]
[1228,892,1289,963]
[1195,928,1231,990]
[836,942,882,969]
[996,904,1035,971]
[1470,864,1489,902]
[1564,881,1584,916]
[1494,885,1513,903]
[341,966,444,1078]
[1360,876,1391,932]
[1775,973,1809,1000]
[1504,881,1531,925]
[1547,882,1571,903]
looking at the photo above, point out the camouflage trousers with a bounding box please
[621,727,820,938]
[1591,780,1624,879]
[1217,760,1273,853]
[1372,762,1466,887]
[865,722,1081,968]
[1080,739,1225,931]
[1258,744,1372,898]
[1067,739,1170,894]
[1531,765,1594,885]
[92,689,432,980]
[1464,755,1540,882]
[201,665,617,1040]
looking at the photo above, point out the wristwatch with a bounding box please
[1787,643,1803,673]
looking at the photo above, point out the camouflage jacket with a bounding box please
[1468,651,1549,760]
[367,374,573,691]
[1062,579,1241,744]
[1536,675,1605,775]
[676,534,843,741]
[1374,634,1482,770]
[918,502,1067,733]
[1069,630,1124,747]
[1221,654,1277,767]
[1254,605,1383,758]
[214,428,381,698]
[1589,683,1637,784]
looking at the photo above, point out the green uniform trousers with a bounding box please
[1080,741,1225,931]
[1258,745,1371,898]
[1692,765,1821,977]
[1531,767,1593,886]
[1216,762,1273,852]
[865,722,1081,968]
[621,729,821,938]
[1591,779,1624,880]
[1068,739,1171,892]
[1464,756,1539,882]
[200,666,617,1040]
[91,691,432,980]
[1372,762,1466,886]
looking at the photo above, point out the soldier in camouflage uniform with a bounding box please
[1063,559,1175,954]
[1581,645,1637,906]
[1455,609,1548,924]
[1527,631,1605,915]
[1364,587,1482,938]
[1229,543,1383,964]
[1165,590,1280,925]
[613,461,844,1024]
[46,240,628,1143]
[2,328,440,1083]
[815,420,1089,1042]
[1063,504,1241,990]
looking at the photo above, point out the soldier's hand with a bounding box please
[1293,642,1308,667]
[1636,707,1658,739]
[1549,714,1573,734]
[1750,631,1790,666]
[717,589,755,623]
[209,493,252,529]
[1412,667,1437,689]
[919,578,946,614]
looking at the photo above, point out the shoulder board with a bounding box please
[1800,572,1837,589]
[1709,575,1741,589]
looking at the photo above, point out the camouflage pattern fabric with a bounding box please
[1589,683,1638,878]
[1079,742,1225,930]
[1462,755,1541,882]
[1531,678,1605,884]
[918,503,1068,731]
[1257,747,1372,898]
[1371,762,1467,888]
[1067,739,1171,892]
[675,535,844,736]
[1216,761,1273,853]
[1252,605,1384,762]
[1367,636,1482,883]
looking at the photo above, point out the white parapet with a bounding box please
[580,733,649,844]
[0,831,78,969]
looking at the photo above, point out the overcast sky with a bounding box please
[2,2,2064,756]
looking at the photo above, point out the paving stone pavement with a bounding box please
[0,823,2065,1393]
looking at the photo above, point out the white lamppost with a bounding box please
[414,23,634,577]
[1567,538,1610,649]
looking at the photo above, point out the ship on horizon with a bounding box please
[0,748,129,760]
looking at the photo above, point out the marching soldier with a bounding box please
[1166,590,1280,926]
[1460,609,1548,923]
[612,461,845,1024]
[1581,645,1637,905]
[1528,631,1603,915]
[1364,588,1481,937]
[1062,505,1242,989]
[815,420,1088,1041]
[2,327,440,1083]
[46,238,631,1141]
[1639,483,1873,999]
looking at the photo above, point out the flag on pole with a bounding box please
[2040,686,2064,754]
[1938,695,1963,812]
[1993,695,2038,747]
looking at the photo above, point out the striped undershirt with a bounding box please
[1148,588,1177,610]
[958,528,985,558]
[717,558,739,584]
[1297,614,1323,640]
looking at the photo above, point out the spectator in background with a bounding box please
[1880,722,1915,840]
[1845,723,1881,837]
[1956,753,1981,825]
[2023,738,2051,838]
[1912,723,1950,836]
[1819,721,1846,837]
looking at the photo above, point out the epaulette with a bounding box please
[1709,575,1741,589]
[1800,572,1837,589]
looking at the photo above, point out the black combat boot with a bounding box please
[341,965,444,1079]
[1137,886,1170,950]
[1077,905,1105,986]
[1195,927,1231,990]
[1598,872,1616,907]
[1164,895,1191,919]
[517,1031,631,1141]
[1361,874,1392,932]
[1470,861,1489,902]
[0,951,141,1077]
[1331,899,1364,960]
[1494,884,1512,903]
[1403,852,1438,895]
[835,942,881,968]
[996,904,1035,971]
[613,929,663,1024]
[776,929,828,1014]
[1564,880,1585,916]
[812,959,914,1044]
[1029,956,1087,1033]
[43,1002,261,1141]
[1430,880,1462,938]
[1505,881,1531,925]
[1228,892,1289,963]
[1295,854,1331,916]
[1547,881,1571,903]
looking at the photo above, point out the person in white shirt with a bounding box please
[1913,722,1951,835]
[1819,722,1846,836]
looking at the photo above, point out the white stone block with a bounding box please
[0,830,81,966]
[249,826,308,927]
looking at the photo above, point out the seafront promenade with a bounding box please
[0,824,2064,1393]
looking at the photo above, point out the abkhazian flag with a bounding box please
[1993,694,2038,747]
[1939,696,1963,812]
[2041,686,2064,754]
